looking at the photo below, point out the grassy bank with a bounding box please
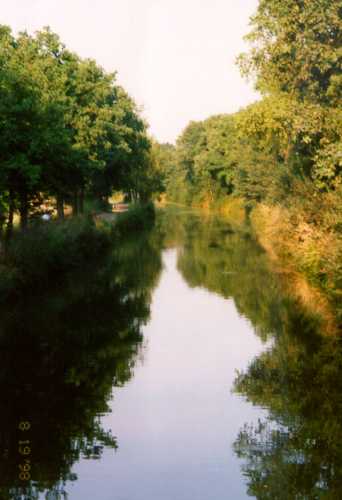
[0,203,156,302]
[113,202,156,236]
[250,200,342,328]
[178,194,341,331]
[0,217,111,302]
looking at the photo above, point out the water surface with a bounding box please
[1,208,341,499]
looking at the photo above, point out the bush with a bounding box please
[114,202,155,236]
[0,216,111,300]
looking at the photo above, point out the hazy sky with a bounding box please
[1,0,259,143]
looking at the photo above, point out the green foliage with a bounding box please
[150,141,176,197]
[0,25,155,231]
[238,0,341,105]
[0,218,111,300]
[160,116,241,205]
[0,223,162,497]
[0,201,158,301]
[195,115,237,195]
[114,202,156,236]
[237,0,342,192]
[233,323,342,498]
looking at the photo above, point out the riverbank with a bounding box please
[249,202,341,331]
[0,202,156,303]
[165,197,341,333]
[234,201,340,332]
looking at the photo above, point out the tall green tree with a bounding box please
[239,0,341,105]
[0,25,155,232]
[238,0,342,191]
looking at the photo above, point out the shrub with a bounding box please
[0,217,111,300]
[114,203,155,236]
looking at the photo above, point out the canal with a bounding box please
[1,207,341,499]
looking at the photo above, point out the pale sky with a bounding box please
[1,0,259,143]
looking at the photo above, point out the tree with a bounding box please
[238,0,342,105]
[0,25,155,231]
[238,0,342,192]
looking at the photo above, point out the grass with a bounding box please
[214,197,246,226]
[169,185,342,329]
[0,202,157,302]
[113,202,155,236]
[0,216,111,301]
[250,197,342,329]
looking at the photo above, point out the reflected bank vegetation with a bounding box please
[158,209,342,499]
[233,331,342,499]
[0,226,163,499]
[1,208,341,499]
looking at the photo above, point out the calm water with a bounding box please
[1,208,342,499]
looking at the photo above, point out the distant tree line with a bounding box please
[0,26,159,239]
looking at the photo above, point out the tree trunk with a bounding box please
[57,194,64,220]
[19,191,28,231]
[79,187,85,214]
[72,191,79,216]
[0,221,4,254]
[0,208,5,244]
[131,190,138,203]
[5,190,15,242]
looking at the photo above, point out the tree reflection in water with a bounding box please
[161,209,342,499]
[2,208,340,499]
[233,329,342,499]
[0,228,162,499]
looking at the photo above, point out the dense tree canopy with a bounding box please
[0,26,154,236]
[238,0,341,105]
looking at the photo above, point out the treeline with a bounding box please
[156,0,341,313]
[0,26,159,238]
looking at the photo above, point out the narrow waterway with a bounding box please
[71,248,267,500]
[1,208,341,499]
